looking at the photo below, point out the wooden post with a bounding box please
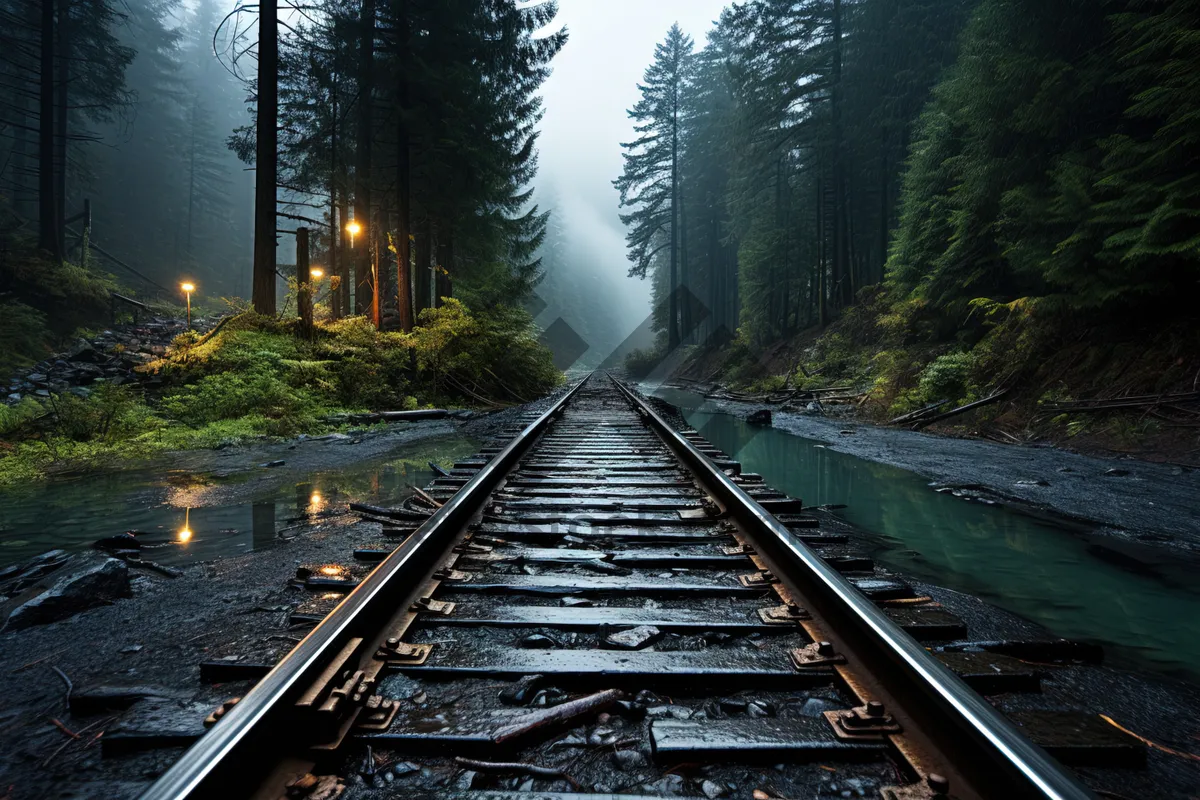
[252,0,279,315]
[297,227,313,331]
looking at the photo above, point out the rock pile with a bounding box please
[3,316,195,405]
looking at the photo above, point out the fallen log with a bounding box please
[890,399,951,426]
[912,390,1009,430]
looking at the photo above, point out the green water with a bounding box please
[654,388,1200,684]
[0,435,478,568]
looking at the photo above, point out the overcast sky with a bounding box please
[534,0,728,337]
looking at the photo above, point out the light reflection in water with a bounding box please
[0,435,479,570]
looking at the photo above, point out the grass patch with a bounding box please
[1,302,562,485]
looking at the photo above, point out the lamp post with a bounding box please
[346,220,361,250]
[180,282,195,329]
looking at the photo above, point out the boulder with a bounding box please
[94,532,142,553]
[4,556,131,630]
[747,409,772,426]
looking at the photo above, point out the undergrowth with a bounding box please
[0,302,562,485]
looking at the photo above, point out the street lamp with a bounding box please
[310,267,324,280]
[346,220,361,249]
[180,282,195,329]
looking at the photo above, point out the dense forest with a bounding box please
[618,0,1200,428]
[0,0,570,483]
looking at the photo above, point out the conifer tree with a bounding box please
[615,23,694,350]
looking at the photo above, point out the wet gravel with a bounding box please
[1,378,1198,798]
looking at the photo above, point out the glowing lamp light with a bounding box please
[178,528,192,543]
[180,282,196,329]
[310,268,324,280]
[345,221,361,236]
[310,492,322,504]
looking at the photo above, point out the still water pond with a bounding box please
[0,435,479,568]
[653,388,1200,684]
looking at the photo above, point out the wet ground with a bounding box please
[649,387,1200,686]
[0,423,477,568]
[644,386,1200,553]
[2,383,1199,798]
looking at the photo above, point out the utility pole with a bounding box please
[252,0,279,315]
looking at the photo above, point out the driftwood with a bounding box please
[410,487,444,509]
[453,757,573,780]
[912,390,1009,430]
[889,399,951,425]
[1043,391,1200,413]
[492,689,624,745]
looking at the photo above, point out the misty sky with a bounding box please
[535,0,728,340]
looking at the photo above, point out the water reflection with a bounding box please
[0,435,478,570]
[654,387,1200,683]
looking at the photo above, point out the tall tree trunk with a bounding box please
[830,0,847,311]
[395,135,413,329]
[185,101,197,263]
[817,175,826,328]
[435,230,452,304]
[668,86,680,350]
[878,140,889,284]
[337,182,351,315]
[38,0,59,260]
[354,0,374,317]
[329,77,340,319]
[414,219,431,314]
[252,0,278,314]
[394,0,413,331]
[53,0,67,258]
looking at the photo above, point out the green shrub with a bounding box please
[0,301,51,373]
[916,351,974,405]
[624,347,663,379]
[161,371,325,433]
[45,384,153,443]
[0,396,46,435]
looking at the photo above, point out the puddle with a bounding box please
[652,388,1200,684]
[0,435,479,568]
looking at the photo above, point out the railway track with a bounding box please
[138,374,1146,799]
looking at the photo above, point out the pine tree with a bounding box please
[615,23,694,350]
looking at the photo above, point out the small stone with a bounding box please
[120,644,143,654]
[797,697,843,717]
[746,701,772,718]
[838,429,854,435]
[1103,468,1130,477]
[748,409,772,426]
[588,726,618,746]
[453,770,476,790]
[391,762,418,776]
[702,780,727,798]
[605,625,662,650]
[560,596,592,607]
[262,460,286,468]
[612,749,647,770]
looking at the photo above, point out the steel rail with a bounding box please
[140,377,589,800]
[612,377,1095,800]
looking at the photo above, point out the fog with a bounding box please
[533,0,728,362]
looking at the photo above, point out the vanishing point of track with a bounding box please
[140,374,1130,800]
